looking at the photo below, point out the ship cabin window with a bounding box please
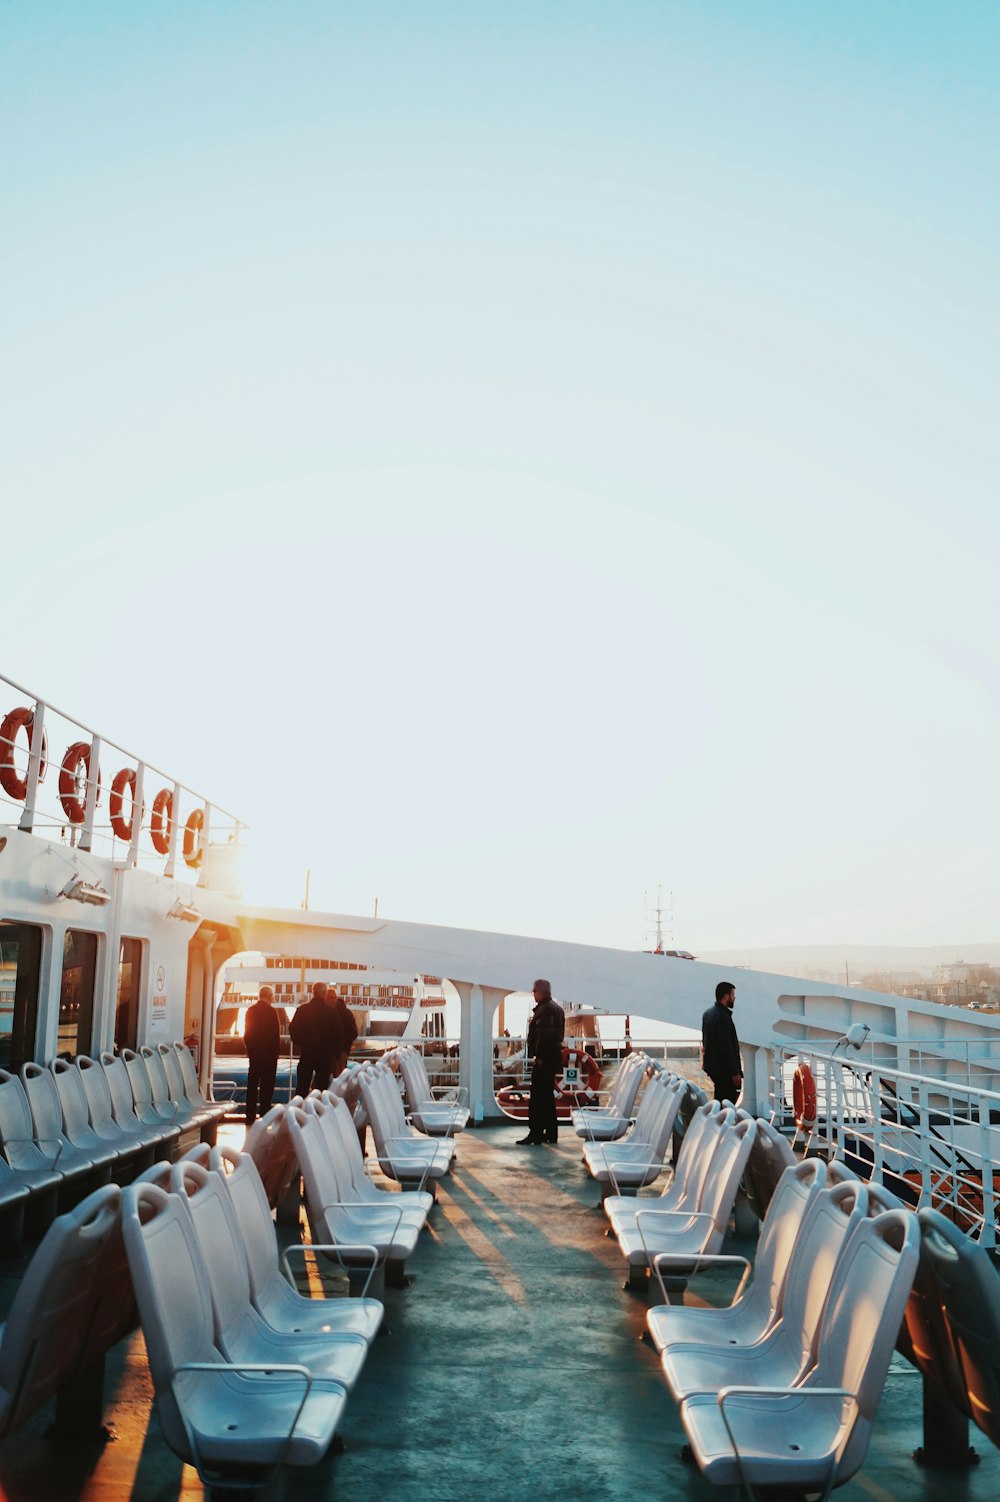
[59,929,98,1061]
[115,937,142,1053]
[0,920,42,1073]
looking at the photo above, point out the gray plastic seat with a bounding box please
[679,1206,919,1498]
[0,1185,132,1437]
[121,1181,348,1486]
[76,1055,156,1171]
[647,1157,828,1354]
[99,1053,178,1157]
[211,1145,384,1343]
[170,1159,371,1391]
[396,1047,469,1136]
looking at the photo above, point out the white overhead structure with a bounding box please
[224,905,1000,1124]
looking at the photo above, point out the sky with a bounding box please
[2,2,999,955]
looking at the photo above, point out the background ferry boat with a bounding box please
[213,956,450,1109]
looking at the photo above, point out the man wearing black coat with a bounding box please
[701,980,743,1103]
[244,983,281,1125]
[290,982,337,1095]
[327,988,359,1078]
[518,978,566,1146]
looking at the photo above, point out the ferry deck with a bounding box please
[0,1110,997,1502]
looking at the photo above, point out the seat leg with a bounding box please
[52,1356,110,1442]
[913,1375,979,1468]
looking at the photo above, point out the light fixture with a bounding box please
[167,901,203,923]
[61,878,111,906]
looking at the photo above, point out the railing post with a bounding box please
[79,734,101,853]
[197,801,212,887]
[164,780,181,878]
[17,698,46,834]
[127,761,145,868]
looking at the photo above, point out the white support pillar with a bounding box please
[452,980,490,1124]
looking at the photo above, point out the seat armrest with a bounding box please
[282,1239,381,1299]
[649,1250,752,1308]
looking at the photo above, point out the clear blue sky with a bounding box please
[2,2,998,952]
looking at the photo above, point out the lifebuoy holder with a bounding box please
[792,1062,818,1128]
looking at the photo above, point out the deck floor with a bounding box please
[0,1123,998,1500]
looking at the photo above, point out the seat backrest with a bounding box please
[157,1043,189,1104]
[663,1101,724,1199]
[397,1048,431,1111]
[76,1055,117,1133]
[51,1058,96,1141]
[19,1063,68,1146]
[211,1145,282,1303]
[0,1070,52,1170]
[120,1182,220,1458]
[301,1096,354,1199]
[121,1049,155,1112]
[695,1117,758,1231]
[170,1160,253,1347]
[99,1054,141,1126]
[917,1206,1000,1448]
[172,1042,205,1105]
[374,1063,407,1134]
[0,1184,128,1437]
[318,1091,368,1189]
[629,1074,668,1144]
[287,1104,343,1231]
[243,1103,293,1207]
[776,1179,869,1374]
[747,1157,829,1323]
[140,1046,176,1112]
[742,1117,797,1220]
[809,1208,920,1482]
[616,1055,648,1116]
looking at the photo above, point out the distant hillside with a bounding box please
[697,942,1000,979]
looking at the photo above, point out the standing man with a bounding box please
[327,987,359,1078]
[244,984,281,1126]
[290,981,336,1096]
[518,978,565,1146]
[701,980,743,1103]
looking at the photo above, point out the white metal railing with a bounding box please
[0,672,245,885]
[767,1041,1000,1249]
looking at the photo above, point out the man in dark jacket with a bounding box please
[290,982,336,1096]
[518,978,566,1146]
[327,988,359,1078]
[244,983,281,1125]
[701,980,743,1102]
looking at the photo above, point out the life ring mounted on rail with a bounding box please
[792,1062,818,1128]
[109,768,145,844]
[150,788,174,855]
[0,707,48,801]
[58,741,102,825]
[183,807,204,869]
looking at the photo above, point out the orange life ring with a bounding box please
[109,767,144,843]
[0,707,47,800]
[792,1062,817,1127]
[183,807,204,869]
[150,788,174,854]
[58,741,101,825]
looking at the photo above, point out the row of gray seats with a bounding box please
[644,1153,920,1496]
[122,1147,385,1494]
[0,1043,228,1246]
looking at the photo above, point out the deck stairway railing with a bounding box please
[767,1041,1000,1249]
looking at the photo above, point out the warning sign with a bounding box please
[152,963,167,1023]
